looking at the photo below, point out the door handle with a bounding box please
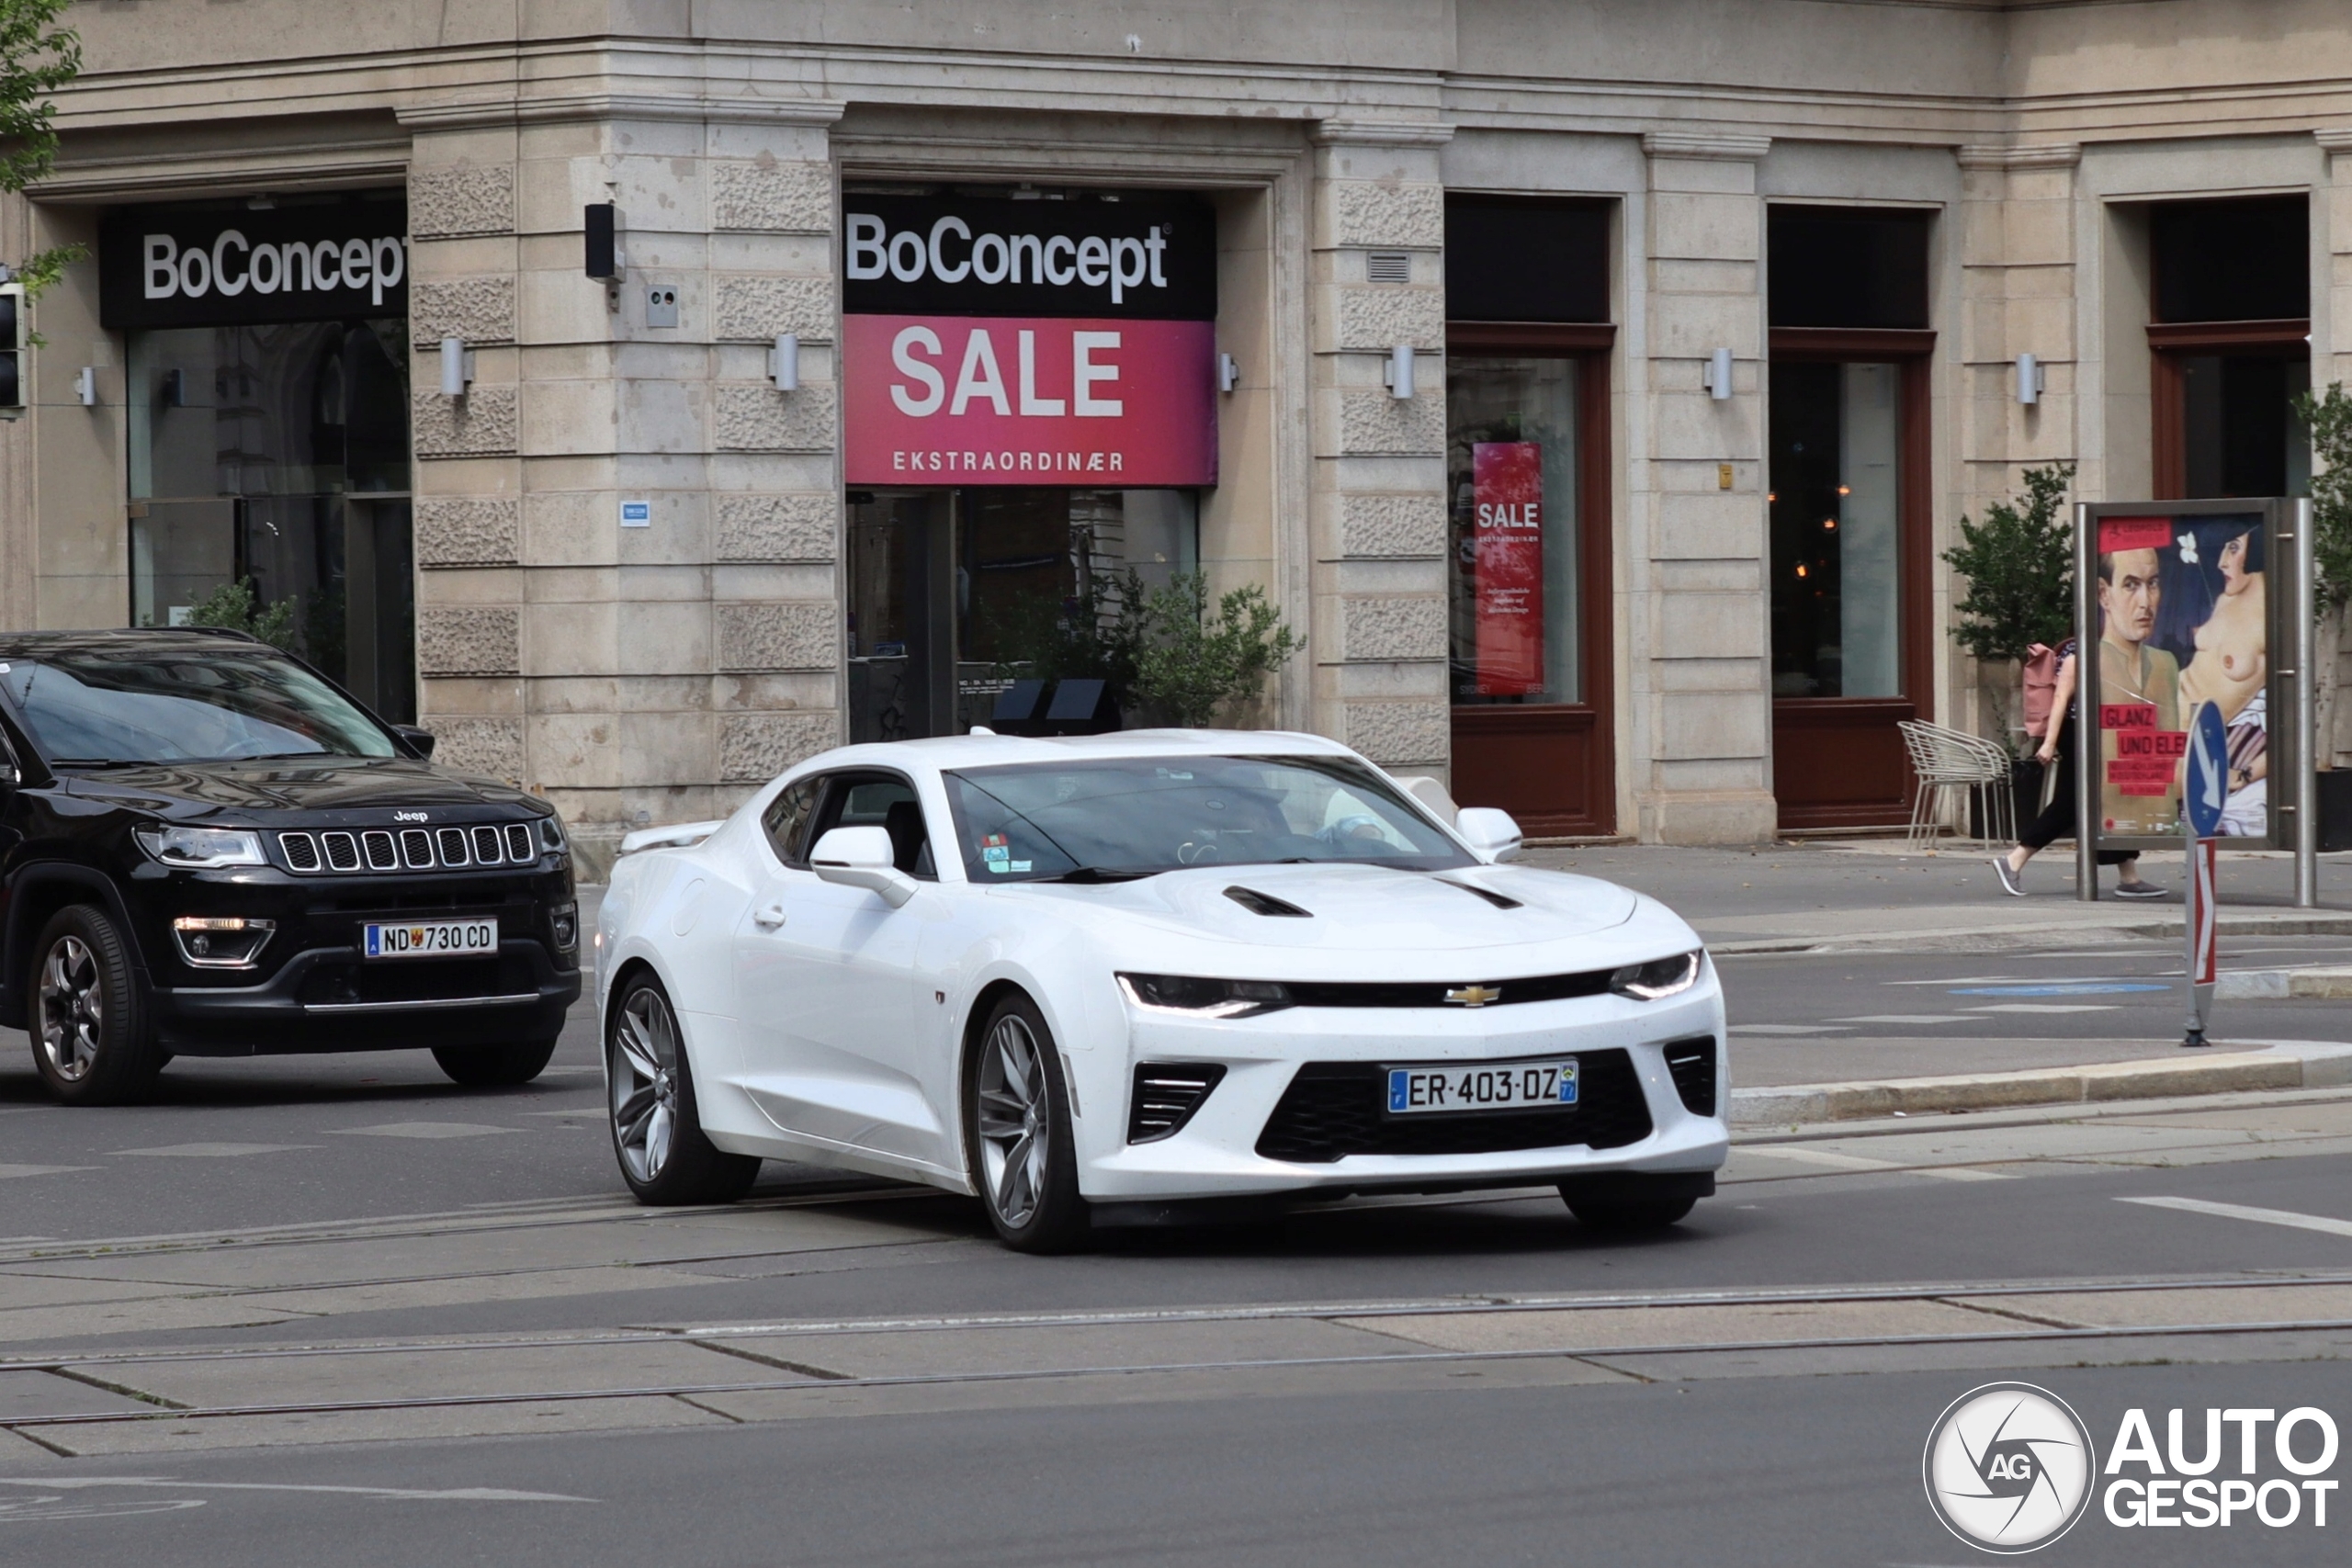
[752,903,786,930]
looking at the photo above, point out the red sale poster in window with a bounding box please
[1472,441,1544,695]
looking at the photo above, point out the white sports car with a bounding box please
[594,730,1726,1251]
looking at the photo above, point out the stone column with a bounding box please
[401,96,843,877]
[1954,143,2083,743]
[1634,131,1776,845]
[2318,129,2352,767]
[1306,121,1453,782]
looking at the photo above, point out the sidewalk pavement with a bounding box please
[1524,839,2352,1125]
[1523,840,2352,953]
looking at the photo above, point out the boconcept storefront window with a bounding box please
[97,193,414,721]
[839,189,1217,740]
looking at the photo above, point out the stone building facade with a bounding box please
[4,1,2350,873]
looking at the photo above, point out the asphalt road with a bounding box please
[5,924,2352,1564]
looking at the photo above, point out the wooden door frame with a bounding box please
[2146,318,2310,500]
[1444,321,1617,836]
[1765,327,1937,721]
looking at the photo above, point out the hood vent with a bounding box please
[1225,886,1311,918]
[1435,878,1521,910]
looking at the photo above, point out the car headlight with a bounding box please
[1117,973,1294,1019]
[137,826,267,869]
[1610,951,1703,1001]
[538,813,568,853]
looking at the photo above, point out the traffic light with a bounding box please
[0,283,22,415]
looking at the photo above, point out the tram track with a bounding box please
[3,1269,2350,1437]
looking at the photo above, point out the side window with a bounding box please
[761,776,822,867]
[808,773,936,879]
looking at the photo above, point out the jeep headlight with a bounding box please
[137,826,267,869]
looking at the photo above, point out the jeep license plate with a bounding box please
[363,919,498,960]
[1385,1057,1579,1115]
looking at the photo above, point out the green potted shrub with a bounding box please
[2293,384,2352,848]
[1941,462,2076,832]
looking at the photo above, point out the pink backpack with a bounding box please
[2021,643,2061,739]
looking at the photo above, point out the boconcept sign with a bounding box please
[100,197,409,330]
[840,191,1219,488]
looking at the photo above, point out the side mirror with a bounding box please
[809,825,918,908]
[391,724,436,760]
[1454,807,1524,863]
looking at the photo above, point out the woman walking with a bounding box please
[1993,637,2168,898]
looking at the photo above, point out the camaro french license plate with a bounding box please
[363,918,498,960]
[1387,1057,1578,1115]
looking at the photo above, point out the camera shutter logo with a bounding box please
[1923,1382,2097,1552]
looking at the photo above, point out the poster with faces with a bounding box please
[2090,512,2271,840]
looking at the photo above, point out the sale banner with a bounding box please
[1471,441,1544,696]
[842,314,1216,487]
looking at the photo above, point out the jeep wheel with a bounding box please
[431,1032,561,1088]
[30,905,164,1106]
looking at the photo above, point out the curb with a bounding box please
[2214,965,2352,1000]
[1727,1041,2352,1127]
[1710,910,2352,956]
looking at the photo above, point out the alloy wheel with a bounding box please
[611,987,681,1183]
[38,935,104,1083]
[976,1013,1051,1229]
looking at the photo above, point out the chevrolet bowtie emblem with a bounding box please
[1444,985,1501,1008]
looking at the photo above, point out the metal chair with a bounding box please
[1897,719,2015,851]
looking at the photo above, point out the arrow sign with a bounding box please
[2184,700,2229,839]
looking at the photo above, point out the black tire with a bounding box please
[964,992,1090,1253]
[432,1033,561,1087]
[1558,1173,1707,1232]
[606,976,759,1205]
[28,904,164,1106]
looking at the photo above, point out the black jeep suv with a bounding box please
[0,629,580,1104]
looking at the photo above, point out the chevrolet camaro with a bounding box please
[594,730,1726,1251]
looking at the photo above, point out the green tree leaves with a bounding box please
[2291,382,2352,615]
[1941,462,2077,664]
[183,580,299,653]
[988,569,1300,728]
[0,0,85,311]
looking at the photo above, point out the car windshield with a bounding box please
[0,647,398,766]
[941,753,1475,881]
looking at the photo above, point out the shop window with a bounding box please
[2147,196,2312,501]
[845,487,1197,743]
[1445,357,1581,705]
[1769,362,1904,698]
[1444,198,1610,323]
[127,318,413,719]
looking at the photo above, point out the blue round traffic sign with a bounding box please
[2183,700,2229,838]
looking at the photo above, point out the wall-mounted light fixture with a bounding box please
[585,202,626,312]
[1703,347,1735,401]
[768,333,799,393]
[439,337,475,399]
[1218,352,1239,394]
[75,367,97,407]
[1383,344,1415,400]
[2016,353,2045,406]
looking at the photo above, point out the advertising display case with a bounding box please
[2073,498,2310,868]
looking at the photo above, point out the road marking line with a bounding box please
[1727,1024,1852,1035]
[1963,1003,2119,1013]
[2116,1195,2352,1238]
[0,1167,94,1180]
[327,1123,520,1140]
[1741,1147,2010,1181]
[0,1477,593,1503]
[108,1145,315,1157]
[1830,1014,1972,1024]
